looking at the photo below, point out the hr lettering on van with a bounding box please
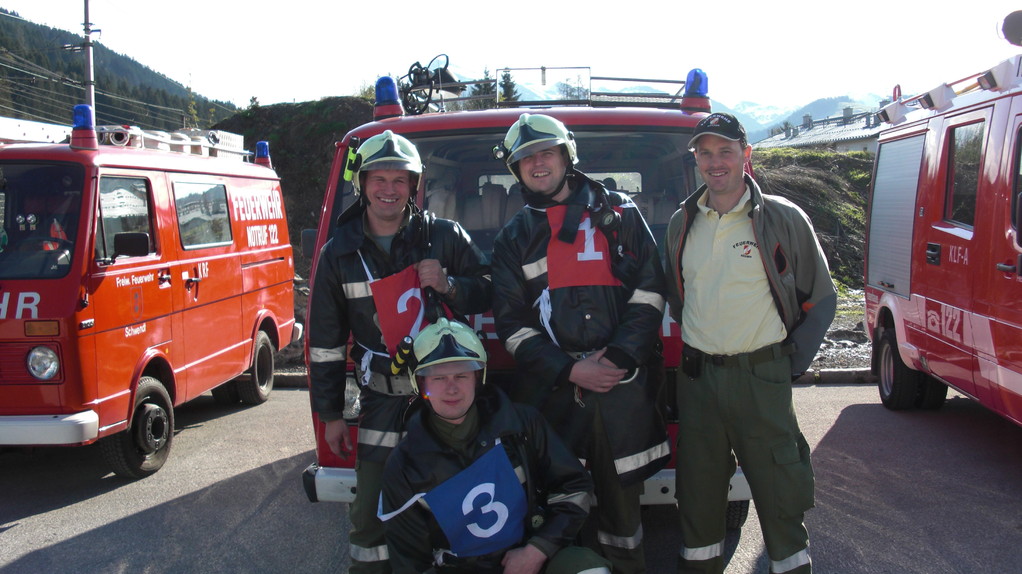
[246,224,280,247]
[124,323,147,338]
[0,291,40,319]
[115,273,157,288]
[232,187,284,221]
[926,303,963,344]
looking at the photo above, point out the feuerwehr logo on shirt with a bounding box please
[733,241,756,258]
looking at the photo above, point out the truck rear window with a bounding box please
[331,129,699,258]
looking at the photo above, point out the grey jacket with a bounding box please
[663,174,836,375]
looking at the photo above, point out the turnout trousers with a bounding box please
[674,353,814,574]
[588,404,647,574]
[349,459,390,574]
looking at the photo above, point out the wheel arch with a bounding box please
[135,350,176,406]
[870,292,922,376]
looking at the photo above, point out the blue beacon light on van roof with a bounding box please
[255,140,273,168]
[681,68,711,113]
[73,104,94,130]
[71,104,99,150]
[374,76,404,121]
[685,69,708,98]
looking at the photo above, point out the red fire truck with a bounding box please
[866,18,1022,425]
[302,59,752,526]
[0,105,301,478]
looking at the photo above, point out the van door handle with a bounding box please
[186,277,202,285]
[926,243,941,265]
[158,273,172,283]
[996,254,1022,274]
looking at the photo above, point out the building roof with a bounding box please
[753,109,885,149]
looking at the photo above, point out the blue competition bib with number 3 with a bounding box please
[424,441,526,557]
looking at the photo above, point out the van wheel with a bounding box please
[237,331,274,405]
[726,500,750,530]
[99,376,174,479]
[916,377,948,410]
[211,380,241,405]
[877,329,923,410]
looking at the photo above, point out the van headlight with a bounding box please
[27,346,60,380]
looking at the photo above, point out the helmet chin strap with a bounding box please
[519,169,574,208]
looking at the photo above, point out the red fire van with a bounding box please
[0,105,301,478]
[866,42,1022,425]
[301,61,754,528]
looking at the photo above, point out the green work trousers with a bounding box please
[674,354,813,574]
[349,459,390,574]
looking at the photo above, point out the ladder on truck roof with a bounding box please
[0,116,72,144]
[95,125,249,160]
[878,55,1022,125]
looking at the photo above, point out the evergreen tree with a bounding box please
[499,70,520,103]
[186,88,200,128]
[467,68,497,110]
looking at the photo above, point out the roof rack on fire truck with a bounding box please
[877,12,1022,125]
[877,55,1022,125]
[95,124,250,160]
[392,54,710,117]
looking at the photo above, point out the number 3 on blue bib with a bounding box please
[424,441,527,557]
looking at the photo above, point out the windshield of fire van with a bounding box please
[328,129,699,260]
[0,163,84,279]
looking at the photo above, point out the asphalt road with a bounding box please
[2,383,1021,573]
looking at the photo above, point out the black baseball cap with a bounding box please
[688,113,747,150]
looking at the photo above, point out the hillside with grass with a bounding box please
[751,148,871,290]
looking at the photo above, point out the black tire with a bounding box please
[211,380,241,405]
[877,329,924,410]
[726,500,750,531]
[916,377,948,410]
[99,376,174,479]
[237,330,274,405]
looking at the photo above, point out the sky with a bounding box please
[2,0,1021,113]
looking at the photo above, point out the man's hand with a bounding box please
[500,543,547,574]
[415,259,448,293]
[569,348,627,393]
[324,418,353,459]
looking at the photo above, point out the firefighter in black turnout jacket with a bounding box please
[379,318,611,574]
[306,131,491,574]
[490,113,670,573]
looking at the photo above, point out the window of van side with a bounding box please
[1014,125,1022,240]
[946,121,984,227]
[174,182,232,248]
[98,176,154,260]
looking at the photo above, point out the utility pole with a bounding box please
[82,0,96,109]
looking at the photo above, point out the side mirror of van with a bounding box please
[301,228,318,260]
[113,232,150,259]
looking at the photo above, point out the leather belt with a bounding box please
[363,371,417,396]
[685,342,796,368]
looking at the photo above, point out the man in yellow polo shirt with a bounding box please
[664,113,836,574]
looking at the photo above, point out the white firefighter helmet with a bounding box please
[352,130,423,193]
[498,113,578,180]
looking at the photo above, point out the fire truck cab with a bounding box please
[866,40,1022,425]
[0,105,302,478]
[302,60,752,526]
